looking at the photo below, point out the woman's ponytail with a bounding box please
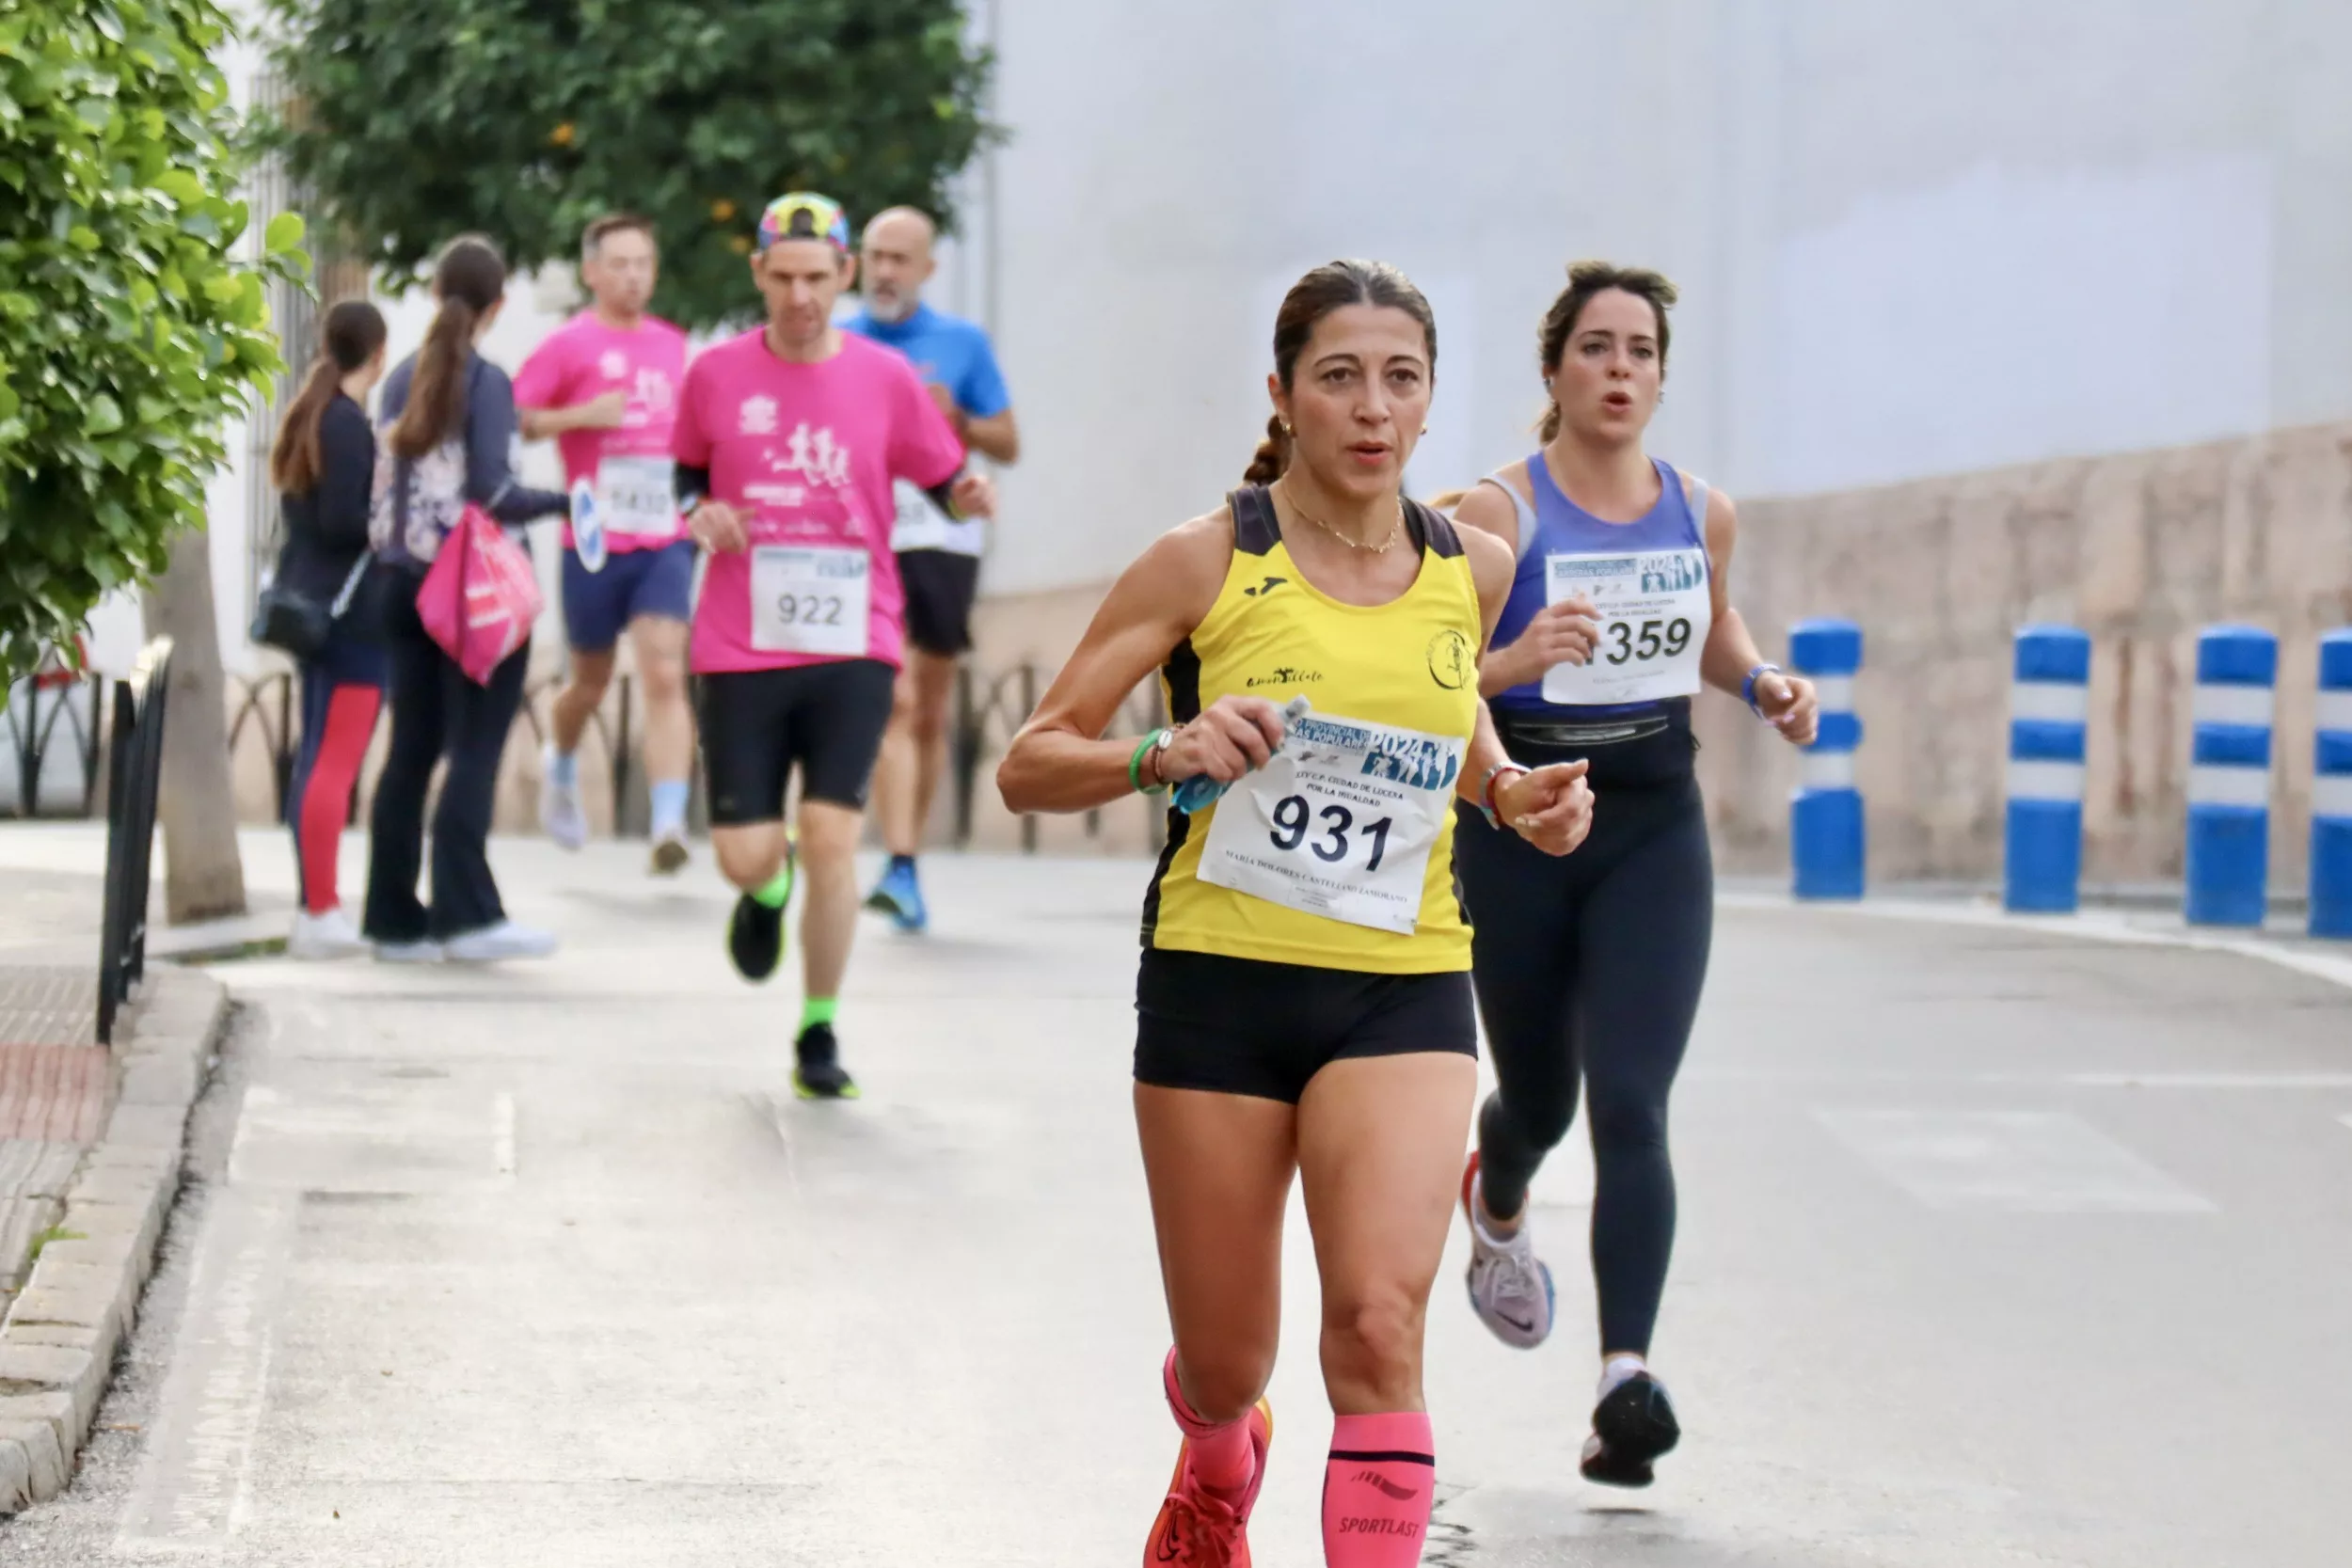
[268,356,347,494]
[268,297,387,493]
[388,233,507,461]
[1241,414,1290,485]
[389,297,476,461]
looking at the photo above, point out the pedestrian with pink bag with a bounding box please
[362,235,571,963]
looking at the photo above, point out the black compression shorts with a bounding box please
[696,659,897,824]
[1135,948,1476,1104]
[898,548,982,657]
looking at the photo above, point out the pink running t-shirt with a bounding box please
[512,311,690,552]
[674,329,965,674]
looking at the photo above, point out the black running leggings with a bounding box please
[1455,713,1712,1357]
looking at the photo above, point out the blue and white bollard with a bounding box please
[1789,617,1864,900]
[2311,628,2352,940]
[2005,625,2092,913]
[2185,625,2277,927]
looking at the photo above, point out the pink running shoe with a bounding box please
[1143,1399,1274,1566]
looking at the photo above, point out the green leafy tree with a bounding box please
[0,0,307,689]
[264,0,996,330]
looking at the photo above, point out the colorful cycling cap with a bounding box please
[756,192,851,255]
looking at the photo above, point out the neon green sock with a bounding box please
[800,997,838,1033]
[751,863,795,909]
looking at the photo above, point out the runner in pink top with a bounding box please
[675,192,994,1101]
[674,327,961,673]
[515,309,688,551]
[514,214,701,875]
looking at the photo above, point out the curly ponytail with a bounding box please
[1243,259,1436,484]
[1242,415,1290,485]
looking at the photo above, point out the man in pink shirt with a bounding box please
[675,192,993,1099]
[515,214,698,874]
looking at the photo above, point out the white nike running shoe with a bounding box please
[540,747,588,851]
[1461,1152,1555,1349]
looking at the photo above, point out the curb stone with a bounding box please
[0,966,225,1514]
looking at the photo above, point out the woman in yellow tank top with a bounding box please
[1000,261,1594,1568]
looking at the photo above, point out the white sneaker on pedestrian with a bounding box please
[540,747,588,851]
[443,920,559,963]
[1461,1153,1555,1349]
[373,938,445,965]
[288,907,371,960]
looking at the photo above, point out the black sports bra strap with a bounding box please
[1226,486,1282,557]
[1403,497,1464,560]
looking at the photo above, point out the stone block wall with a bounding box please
[1697,422,2352,884]
[961,423,2352,883]
[206,422,2352,876]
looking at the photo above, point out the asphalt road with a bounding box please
[3,837,2348,1566]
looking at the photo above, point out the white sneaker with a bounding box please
[373,938,445,964]
[1461,1153,1555,1349]
[288,907,371,960]
[540,748,588,850]
[443,920,559,963]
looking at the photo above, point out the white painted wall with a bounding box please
[168,0,2352,664]
[966,0,2352,595]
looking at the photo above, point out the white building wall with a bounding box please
[167,0,2352,664]
[968,0,2352,596]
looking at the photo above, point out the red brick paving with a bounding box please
[0,1042,110,1143]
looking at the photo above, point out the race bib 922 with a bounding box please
[750,546,870,657]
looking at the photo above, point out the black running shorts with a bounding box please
[696,659,897,824]
[1135,948,1476,1104]
[898,548,982,658]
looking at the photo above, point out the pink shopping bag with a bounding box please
[415,505,543,683]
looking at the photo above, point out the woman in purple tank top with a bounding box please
[1447,262,1822,1487]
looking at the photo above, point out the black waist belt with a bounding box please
[1499,714,1673,749]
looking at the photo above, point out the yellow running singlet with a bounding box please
[1142,486,1482,974]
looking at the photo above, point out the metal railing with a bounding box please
[227,669,647,831]
[950,662,1167,852]
[2,660,104,819]
[97,638,174,1045]
[178,657,1163,854]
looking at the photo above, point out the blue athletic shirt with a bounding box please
[842,301,1010,420]
[1486,454,1712,721]
[843,301,1010,557]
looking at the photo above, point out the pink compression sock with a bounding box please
[1163,1348,1258,1496]
[1323,1412,1435,1566]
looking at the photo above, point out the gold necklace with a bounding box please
[1283,488,1406,554]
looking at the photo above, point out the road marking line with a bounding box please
[1718,891,2352,994]
[118,1190,296,1547]
[1815,1108,2217,1213]
[2066,1073,2352,1089]
[1693,1068,2352,1088]
[492,1091,516,1180]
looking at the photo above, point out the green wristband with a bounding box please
[1130,729,1171,796]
